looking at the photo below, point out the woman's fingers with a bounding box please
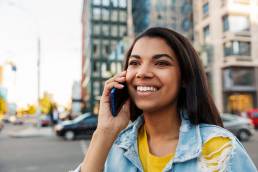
[105,71,126,84]
[101,71,127,99]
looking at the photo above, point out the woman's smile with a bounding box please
[135,85,159,96]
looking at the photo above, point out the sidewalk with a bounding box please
[8,126,54,138]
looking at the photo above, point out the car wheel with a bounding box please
[64,131,75,140]
[238,130,250,141]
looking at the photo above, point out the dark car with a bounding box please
[54,113,97,140]
[221,113,255,141]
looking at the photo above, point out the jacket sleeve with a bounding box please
[227,138,257,172]
[69,164,81,172]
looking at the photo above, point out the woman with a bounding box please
[73,27,257,172]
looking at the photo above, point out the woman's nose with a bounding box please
[135,65,154,79]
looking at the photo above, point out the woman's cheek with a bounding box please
[125,69,135,82]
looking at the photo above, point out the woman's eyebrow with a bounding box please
[129,54,141,59]
[153,54,175,61]
[129,53,175,61]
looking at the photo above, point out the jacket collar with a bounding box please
[114,113,202,168]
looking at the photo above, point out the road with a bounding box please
[0,124,89,172]
[0,124,257,171]
[243,130,258,167]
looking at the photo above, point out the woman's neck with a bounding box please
[143,105,181,141]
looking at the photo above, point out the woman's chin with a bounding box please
[135,103,158,113]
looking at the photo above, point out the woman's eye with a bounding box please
[156,61,170,66]
[128,61,139,66]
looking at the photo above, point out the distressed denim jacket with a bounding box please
[72,115,257,172]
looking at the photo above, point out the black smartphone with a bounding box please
[109,83,129,117]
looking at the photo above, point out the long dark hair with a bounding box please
[124,27,223,127]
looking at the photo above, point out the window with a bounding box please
[102,9,109,21]
[93,0,101,5]
[203,25,210,41]
[105,45,111,54]
[102,40,109,55]
[93,8,101,20]
[93,39,100,56]
[223,15,250,32]
[181,2,192,15]
[84,116,97,125]
[110,0,118,7]
[111,10,118,21]
[119,0,126,8]
[102,0,110,6]
[202,2,209,16]
[93,81,100,95]
[111,26,118,37]
[226,94,254,113]
[119,11,127,22]
[223,68,255,88]
[93,25,101,35]
[119,26,127,37]
[102,24,109,36]
[182,18,192,32]
[224,41,251,56]
[93,44,97,54]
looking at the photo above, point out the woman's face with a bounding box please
[126,37,181,113]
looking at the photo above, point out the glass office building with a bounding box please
[132,0,193,40]
[81,0,128,113]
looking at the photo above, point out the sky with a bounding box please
[0,0,83,107]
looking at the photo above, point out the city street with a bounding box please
[243,130,258,167]
[0,124,89,172]
[0,124,257,172]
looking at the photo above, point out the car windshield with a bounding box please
[72,113,91,123]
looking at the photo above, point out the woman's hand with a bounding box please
[97,70,130,136]
[80,71,130,172]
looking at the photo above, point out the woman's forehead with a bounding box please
[131,37,176,57]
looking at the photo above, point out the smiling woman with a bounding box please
[72,27,257,172]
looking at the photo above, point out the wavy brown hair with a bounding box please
[123,27,223,127]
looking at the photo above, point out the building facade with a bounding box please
[132,0,194,40]
[81,0,128,113]
[193,0,258,113]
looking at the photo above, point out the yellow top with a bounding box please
[138,126,174,172]
[137,125,231,172]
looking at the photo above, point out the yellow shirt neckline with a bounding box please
[138,125,174,171]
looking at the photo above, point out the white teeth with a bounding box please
[137,86,157,92]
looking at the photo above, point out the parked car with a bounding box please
[221,113,255,141]
[39,115,51,127]
[246,108,258,128]
[54,113,97,140]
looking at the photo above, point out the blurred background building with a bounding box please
[132,0,194,40]
[81,0,129,114]
[194,0,258,113]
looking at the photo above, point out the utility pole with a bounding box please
[36,37,41,128]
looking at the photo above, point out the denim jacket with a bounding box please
[72,115,257,172]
